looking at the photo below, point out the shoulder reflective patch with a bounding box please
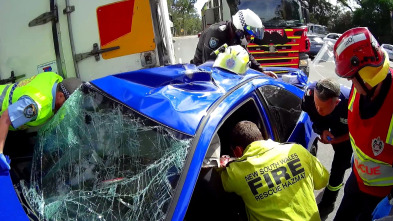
[218,25,227,31]
[335,33,367,56]
[209,37,219,49]
[23,104,37,118]
[306,89,312,96]
[340,117,348,124]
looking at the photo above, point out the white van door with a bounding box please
[63,0,158,81]
[0,1,62,82]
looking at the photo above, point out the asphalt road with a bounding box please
[173,36,393,220]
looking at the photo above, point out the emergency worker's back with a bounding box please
[221,139,329,221]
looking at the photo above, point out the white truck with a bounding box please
[0,0,175,83]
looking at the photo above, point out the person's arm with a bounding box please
[247,53,278,78]
[319,130,334,144]
[330,133,349,145]
[220,167,236,193]
[0,109,12,154]
[248,53,263,72]
[309,150,329,190]
[190,35,204,65]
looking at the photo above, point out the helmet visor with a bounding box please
[244,25,264,40]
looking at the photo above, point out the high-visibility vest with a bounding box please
[348,75,393,197]
[221,139,329,221]
[0,72,63,129]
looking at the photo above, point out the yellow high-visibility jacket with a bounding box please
[0,72,63,129]
[221,139,329,221]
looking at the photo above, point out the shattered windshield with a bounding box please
[227,0,305,28]
[22,84,192,220]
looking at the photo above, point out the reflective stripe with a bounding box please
[327,183,343,191]
[348,88,356,112]
[350,134,393,186]
[8,82,19,105]
[386,114,393,145]
[0,85,11,112]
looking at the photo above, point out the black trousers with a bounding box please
[329,140,353,188]
[334,172,384,221]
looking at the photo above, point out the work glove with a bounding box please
[0,153,10,171]
[372,195,393,219]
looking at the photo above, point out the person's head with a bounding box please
[334,27,389,97]
[230,121,264,157]
[313,79,341,116]
[55,77,82,112]
[213,45,250,74]
[232,9,264,46]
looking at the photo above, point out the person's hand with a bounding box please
[319,130,334,144]
[263,71,278,79]
[372,196,393,219]
[220,155,231,167]
[0,153,10,171]
[220,155,237,167]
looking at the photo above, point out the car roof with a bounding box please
[326,33,341,36]
[90,62,304,136]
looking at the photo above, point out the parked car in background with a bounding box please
[1,63,318,221]
[308,35,325,58]
[381,44,393,61]
[323,33,342,43]
[307,24,328,38]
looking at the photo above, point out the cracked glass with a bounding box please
[22,84,192,220]
[258,85,302,142]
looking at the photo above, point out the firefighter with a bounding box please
[301,78,352,217]
[220,121,329,220]
[332,27,393,220]
[190,9,277,79]
[0,72,82,170]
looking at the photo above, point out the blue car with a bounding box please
[1,62,318,220]
[308,35,324,58]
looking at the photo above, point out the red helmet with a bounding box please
[334,27,389,87]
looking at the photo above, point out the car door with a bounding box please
[183,100,270,220]
[179,81,315,220]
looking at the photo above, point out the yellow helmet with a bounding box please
[213,45,250,74]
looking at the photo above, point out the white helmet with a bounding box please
[232,9,264,42]
[213,44,250,74]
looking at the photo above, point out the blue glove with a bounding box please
[372,196,393,219]
[0,153,10,171]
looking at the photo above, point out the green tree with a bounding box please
[308,0,335,26]
[168,0,202,36]
[352,0,393,43]
[328,6,354,33]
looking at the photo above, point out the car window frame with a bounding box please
[183,95,270,220]
[256,84,303,142]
